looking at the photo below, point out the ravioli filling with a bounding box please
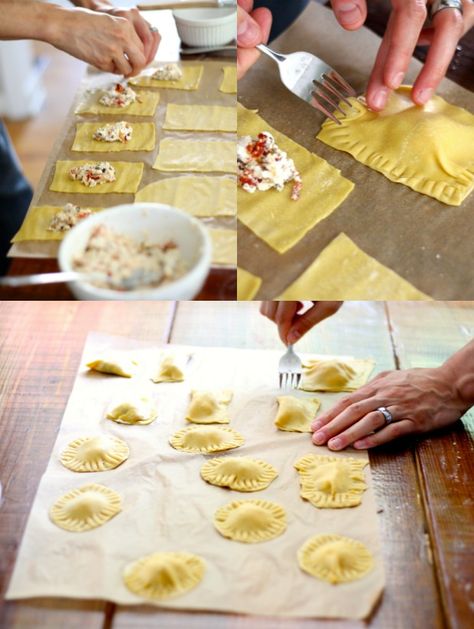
[69,162,116,187]
[99,83,139,108]
[152,63,183,81]
[48,203,93,232]
[93,121,133,143]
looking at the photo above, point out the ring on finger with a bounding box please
[376,406,394,426]
[149,25,159,33]
[429,0,463,20]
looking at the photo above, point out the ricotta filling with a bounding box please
[99,83,139,108]
[48,203,93,232]
[93,121,133,143]
[152,63,183,81]
[69,162,116,187]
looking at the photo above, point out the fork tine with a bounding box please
[279,372,283,388]
[320,73,353,108]
[328,70,357,98]
[295,373,302,389]
[310,94,341,125]
[312,81,346,115]
[292,373,298,389]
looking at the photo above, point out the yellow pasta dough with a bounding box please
[186,390,233,424]
[153,139,235,173]
[214,499,287,543]
[209,229,237,266]
[71,122,156,152]
[277,233,430,300]
[50,161,144,194]
[300,357,374,392]
[317,87,474,206]
[49,483,122,532]
[106,395,158,425]
[237,267,262,300]
[274,396,321,433]
[11,205,102,243]
[123,551,205,600]
[151,355,185,383]
[294,454,367,508]
[169,425,244,453]
[201,456,278,492]
[75,90,160,116]
[163,104,236,132]
[135,176,236,217]
[60,435,129,472]
[220,66,237,94]
[130,65,203,90]
[86,355,136,378]
[237,104,354,253]
[298,534,374,584]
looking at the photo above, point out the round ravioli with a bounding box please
[214,499,287,543]
[123,551,205,601]
[60,435,129,472]
[294,454,367,508]
[106,395,157,425]
[50,483,122,532]
[298,534,374,584]
[169,425,244,453]
[201,456,278,492]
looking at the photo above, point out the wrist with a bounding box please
[438,360,474,411]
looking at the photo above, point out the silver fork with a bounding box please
[256,43,356,125]
[278,345,303,389]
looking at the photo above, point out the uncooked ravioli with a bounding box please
[214,499,287,543]
[60,435,129,472]
[201,457,278,492]
[300,357,374,392]
[298,534,374,584]
[186,390,233,424]
[169,425,244,453]
[86,354,136,378]
[294,454,367,508]
[274,396,320,432]
[152,355,185,383]
[106,395,158,425]
[123,551,205,600]
[49,483,122,532]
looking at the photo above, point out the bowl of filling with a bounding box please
[173,7,236,47]
[58,203,212,300]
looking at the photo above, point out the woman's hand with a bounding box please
[237,0,272,79]
[260,301,343,345]
[311,364,470,450]
[331,0,474,110]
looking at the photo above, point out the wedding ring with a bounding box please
[149,25,159,33]
[429,0,463,20]
[376,406,394,425]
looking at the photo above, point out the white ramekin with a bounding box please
[173,8,236,47]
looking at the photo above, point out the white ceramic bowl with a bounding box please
[173,8,236,47]
[58,203,212,301]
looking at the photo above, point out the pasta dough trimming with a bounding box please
[300,357,374,392]
[153,139,235,173]
[214,499,287,543]
[50,161,144,194]
[237,267,262,300]
[201,456,278,492]
[86,354,136,378]
[106,395,158,425]
[186,390,233,424]
[60,435,129,472]
[163,104,236,132]
[169,425,244,453]
[71,122,156,152]
[49,483,122,532]
[274,396,321,433]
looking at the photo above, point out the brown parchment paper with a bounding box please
[10,59,236,269]
[6,332,384,619]
[238,1,474,300]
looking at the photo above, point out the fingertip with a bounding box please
[411,86,433,106]
[366,87,389,111]
[237,12,261,47]
[333,3,365,30]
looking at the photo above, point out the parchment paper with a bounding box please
[6,332,384,619]
[238,1,474,300]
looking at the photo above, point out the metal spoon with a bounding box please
[0,269,163,291]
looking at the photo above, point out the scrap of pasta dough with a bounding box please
[237,104,354,254]
[163,104,236,132]
[49,483,122,532]
[60,435,129,472]
[214,499,287,543]
[300,357,374,392]
[294,454,367,508]
[220,66,237,94]
[123,551,205,600]
[151,355,186,383]
[317,87,474,206]
[201,456,278,492]
[186,390,233,424]
[153,139,235,173]
[86,354,136,378]
[50,161,144,194]
[11,205,101,242]
[106,395,158,425]
[169,425,244,453]
[275,396,321,433]
[130,64,203,90]
[277,233,430,300]
[72,122,156,152]
[135,176,236,217]
[298,534,374,584]
[237,267,262,300]
[209,229,237,266]
[75,90,159,116]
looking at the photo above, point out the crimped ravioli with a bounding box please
[300,358,374,392]
[275,396,320,433]
[186,390,233,424]
[169,425,244,453]
[294,454,367,508]
[123,551,205,601]
[201,457,278,492]
[60,435,129,472]
[49,483,122,532]
[214,499,287,543]
[298,534,374,584]
[106,395,158,426]
[86,354,136,378]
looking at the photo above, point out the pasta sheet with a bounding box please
[209,229,237,266]
[11,206,102,242]
[72,122,156,152]
[50,161,144,194]
[237,267,262,300]
[153,139,235,173]
[220,66,237,94]
[74,91,160,117]
[163,105,236,132]
[130,65,203,90]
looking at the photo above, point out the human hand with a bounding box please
[311,364,470,450]
[237,0,272,79]
[330,0,474,110]
[260,301,343,345]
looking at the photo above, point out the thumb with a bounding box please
[330,0,367,30]
[287,301,343,345]
[237,5,262,47]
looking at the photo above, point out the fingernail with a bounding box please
[329,437,342,450]
[313,431,326,445]
[287,331,300,344]
[391,72,404,89]
[336,3,361,26]
[370,89,388,111]
[237,17,259,45]
[311,420,322,431]
[416,88,433,104]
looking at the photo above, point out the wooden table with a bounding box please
[0,301,473,628]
